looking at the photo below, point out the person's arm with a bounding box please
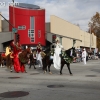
[15,44,22,50]
[59,43,64,50]
[10,53,14,58]
[82,52,84,58]
[40,46,42,50]
[18,44,22,50]
[60,45,63,49]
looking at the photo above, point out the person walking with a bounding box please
[36,42,43,68]
[29,51,36,69]
[82,48,87,65]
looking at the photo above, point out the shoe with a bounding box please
[10,70,13,72]
[25,71,27,73]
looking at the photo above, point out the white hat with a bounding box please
[55,37,60,41]
[83,48,85,50]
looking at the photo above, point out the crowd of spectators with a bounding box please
[73,48,100,63]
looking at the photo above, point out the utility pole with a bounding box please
[12,0,17,43]
[90,24,92,51]
[0,14,14,28]
[12,0,15,27]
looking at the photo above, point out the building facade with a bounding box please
[0,14,13,52]
[0,8,97,52]
[49,15,96,50]
[9,3,45,46]
[0,13,1,32]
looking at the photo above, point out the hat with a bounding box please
[83,48,85,51]
[55,37,60,41]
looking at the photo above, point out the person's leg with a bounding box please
[38,53,43,68]
[83,58,85,64]
[84,58,86,64]
[29,61,32,69]
[38,60,42,68]
[13,57,21,73]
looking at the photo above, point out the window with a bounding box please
[30,37,34,42]
[30,16,34,29]
[28,16,35,42]
[28,29,34,38]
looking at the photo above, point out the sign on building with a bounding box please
[18,25,26,30]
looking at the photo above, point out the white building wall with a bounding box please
[0,12,2,32]
[50,15,96,49]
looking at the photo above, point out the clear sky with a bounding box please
[0,0,100,31]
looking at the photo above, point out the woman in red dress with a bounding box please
[10,41,25,73]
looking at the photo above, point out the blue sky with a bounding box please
[0,0,100,31]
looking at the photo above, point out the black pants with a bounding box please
[86,56,88,61]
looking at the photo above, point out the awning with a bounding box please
[46,31,82,42]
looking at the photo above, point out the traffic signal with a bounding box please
[16,33,20,42]
[52,35,56,43]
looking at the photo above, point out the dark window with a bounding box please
[30,17,34,29]
[31,37,34,42]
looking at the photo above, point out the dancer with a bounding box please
[10,41,25,73]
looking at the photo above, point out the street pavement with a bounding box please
[0,60,100,100]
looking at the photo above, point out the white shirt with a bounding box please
[82,51,86,58]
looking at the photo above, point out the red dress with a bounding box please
[10,42,25,73]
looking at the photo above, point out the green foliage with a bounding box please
[61,51,73,63]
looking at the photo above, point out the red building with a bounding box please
[9,3,45,46]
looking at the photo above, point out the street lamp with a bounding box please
[12,0,18,43]
[89,21,94,51]
[90,24,92,51]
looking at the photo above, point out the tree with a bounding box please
[88,12,100,51]
[88,12,100,36]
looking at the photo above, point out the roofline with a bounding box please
[9,4,45,10]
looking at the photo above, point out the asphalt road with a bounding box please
[0,60,100,100]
